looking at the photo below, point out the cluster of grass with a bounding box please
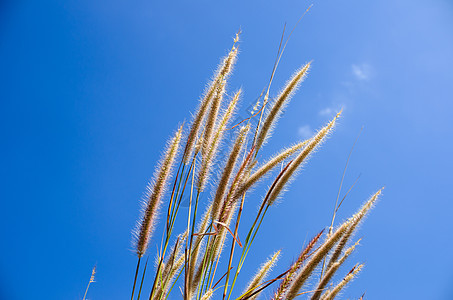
[85,29,382,300]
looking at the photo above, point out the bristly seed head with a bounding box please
[134,126,182,258]
[211,125,249,222]
[255,62,311,152]
[237,139,310,198]
[182,44,238,164]
[320,264,364,300]
[242,250,281,300]
[325,188,382,272]
[267,111,340,206]
[129,33,382,300]
[197,90,241,191]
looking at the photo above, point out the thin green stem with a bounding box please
[185,190,201,298]
[149,161,194,300]
[170,162,193,231]
[223,192,246,300]
[196,226,214,299]
[228,204,269,300]
[184,156,197,300]
[165,264,186,300]
[131,257,141,300]
[137,257,149,300]
[167,163,185,235]
[82,281,92,300]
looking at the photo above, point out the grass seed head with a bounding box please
[326,188,382,272]
[320,263,364,300]
[134,125,182,258]
[267,111,340,206]
[238,139,310,197]
[211,125,249,222]
[242,250,281,300]
[311,239,361,300]
[255,62,311,152]
[183,45,238,164]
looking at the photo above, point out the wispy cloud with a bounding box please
[298,125,313,139]
[319,105,344,117]
[319,107,333,116]
[352,63,372,81]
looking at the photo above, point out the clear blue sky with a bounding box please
[1,0,452,299]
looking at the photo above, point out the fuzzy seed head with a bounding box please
[211,125,249,222]
[267,111,340,206]
[134,126,182,258]
[311,240,360,300]
[197,90,242,192]
[201,80,226,158]
[285,215,351,300]
[200,289,214,300]
[183,45,238,163]
[326,188,382,272]
[321,264,364,300]
[255,62,311,152]
[243,250,281,300]
[238,139,310,198]
[273,231,323,300]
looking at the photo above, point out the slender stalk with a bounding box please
[127,28,382,300]
[137,257,149,300]
[227,160,292,299]
[222,192,246,300]
[165,264,186,300]
[166,162,185,236]
[149,159,195,300]
[184,157,197,300]
[329,127,363,236]
[252,5,312,152]
[169,162,194,231]
[186,191,201,297]
[83,265,96,300]
[131,257,141,300]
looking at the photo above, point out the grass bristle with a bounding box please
[123,33,382,300]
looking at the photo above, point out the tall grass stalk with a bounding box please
[82,265,96,300]
[128,31,382,300]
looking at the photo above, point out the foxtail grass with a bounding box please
[134,126,183,258]
[311,240,361,300]
[241,250,280,300]
[255,62,311,153]
[183,42,238,164]
[320,264,364,300]
[126,31,383,300]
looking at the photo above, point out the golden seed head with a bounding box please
[255,62,311,152]
[134,126,182,258]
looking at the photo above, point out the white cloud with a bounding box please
[319,107,333,116]
[352,63,372,81]
[298,125,313,139]
[319,104,345,117]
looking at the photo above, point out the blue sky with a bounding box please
[1,0,452,299]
